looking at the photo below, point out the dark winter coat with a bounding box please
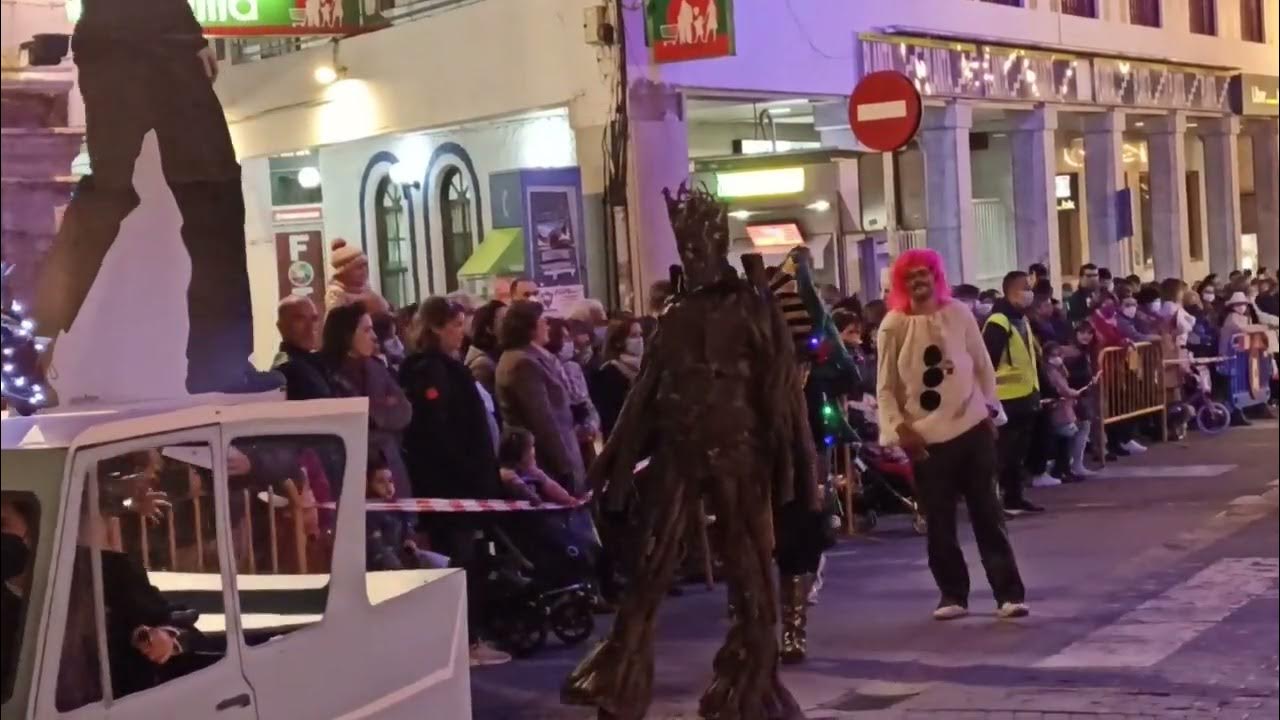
[273,342,336,401]
[330,357,413,499]
[496,345,587,496]
[399,350,504,500]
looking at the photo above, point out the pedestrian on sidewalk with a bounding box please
[984,271,1047,514]
[876,249,1029,622]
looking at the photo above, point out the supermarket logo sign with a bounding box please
[66,0,387,36]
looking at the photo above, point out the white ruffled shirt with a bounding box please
[875,301,1001,447]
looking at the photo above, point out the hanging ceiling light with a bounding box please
[297,166,322,189]
[314,39,348,86]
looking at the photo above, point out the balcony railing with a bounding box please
[224,0,481,64]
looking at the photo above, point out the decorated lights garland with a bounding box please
[1,262,48,411]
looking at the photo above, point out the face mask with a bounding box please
[1201,292,1215,303]
[976,302,994,315]
[624,338,645,358]
[1048,356,1064,367]
[1121,306,1138,319]
[384,337,405,359]
[1101,281,1113,292]
[1,533,28,582]
[575,346,594,364]
[557,343,575,362]
[1233,305,1248,315]
[1147,301,1161,313]
[1014,291,1033,308]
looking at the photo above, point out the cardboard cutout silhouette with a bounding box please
[33,0,258,400]
[47,132,190,403]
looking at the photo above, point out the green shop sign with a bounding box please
[66,0,389,37]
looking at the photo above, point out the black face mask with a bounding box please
[1,532,29,582]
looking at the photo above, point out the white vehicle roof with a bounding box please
[1,394,368,451]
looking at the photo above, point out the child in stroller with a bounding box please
[843,395,927,535]
[473,429,598,657]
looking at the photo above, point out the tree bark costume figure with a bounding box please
[562,185,818,720]
[33,0,264,394]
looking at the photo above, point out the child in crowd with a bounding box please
[497,429,578,506]
[1041,342,1089,483]
[326,238,390,316]
[366,451,446,571]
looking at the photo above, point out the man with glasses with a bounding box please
[1067,263,1100,322]
[875,249,1028,622]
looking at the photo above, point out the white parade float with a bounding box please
[1,395,473,720]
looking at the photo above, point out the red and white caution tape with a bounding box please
[320,493,592,513]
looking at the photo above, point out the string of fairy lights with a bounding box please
[1,262,47,411]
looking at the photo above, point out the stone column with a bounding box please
[1145,112,1191,280]
[919,102,976,283]
[1247,119,1280,272]
[1082,111,1129,274]
[1197,117,1244,276]
[1009,105,1062,290]
[0,65,82,302]
[626,80,687,315]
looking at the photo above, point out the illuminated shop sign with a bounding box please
[1231,74,1280,117]
[860,34,1233,113]
[65,0,388,36]
[715,167,805,198]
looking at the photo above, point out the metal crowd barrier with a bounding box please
[1093,341,1167,461]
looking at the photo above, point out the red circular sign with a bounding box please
[848,71,923,153]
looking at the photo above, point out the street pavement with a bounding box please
[471,421,1280,720]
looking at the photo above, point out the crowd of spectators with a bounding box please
[271,235,1279,663]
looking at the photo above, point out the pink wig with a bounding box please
[886,249,952,314]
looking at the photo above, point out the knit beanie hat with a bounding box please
[329,238,366,275]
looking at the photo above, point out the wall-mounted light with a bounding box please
[314,39,348,86]
[716,167,805,198]
[296,166,322,189]
[805,200,831,212]
[728,210,755,220]
[389,162,420,188]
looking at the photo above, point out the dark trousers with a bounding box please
[1025,410,1053,476]
[33,45,251,394]
[996,402,1038,505]
[774,447,828,576]
[914,422,1026,607]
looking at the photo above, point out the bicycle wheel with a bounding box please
[1197,403,1230,435]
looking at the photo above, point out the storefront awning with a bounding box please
[458,228,526,278]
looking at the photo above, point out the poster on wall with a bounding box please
[275,230,326,308]
[646,0,735,64]
[66,0,389,36]
[528,190,582,288]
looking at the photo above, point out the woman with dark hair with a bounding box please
[320,304,413,500]
[398,297,510,666]
[588,316,644,440]
[495,301,586,496]
[465,300,506,394]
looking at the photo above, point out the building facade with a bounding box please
[2,0,1276,366]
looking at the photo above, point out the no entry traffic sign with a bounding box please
[848,71,923,153]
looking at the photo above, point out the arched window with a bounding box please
[374,175,415,309]
[440,167,475,293]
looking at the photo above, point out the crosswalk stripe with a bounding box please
[1036,557,1279,669]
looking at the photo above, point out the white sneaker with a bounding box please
[469,642,513,667]
[933,604,969,621]
[1121,440,1148,455]
[1031,473,1061,488]
[1070,463,1098,477]
[997,602,1030,619]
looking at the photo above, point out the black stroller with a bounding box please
[475,508,598,657]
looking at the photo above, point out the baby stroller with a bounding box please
[843,400,927,535]
[475,508,598,658]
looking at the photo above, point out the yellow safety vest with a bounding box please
[985,312,1040,400]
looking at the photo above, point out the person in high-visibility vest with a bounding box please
[983,271,1046,515]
